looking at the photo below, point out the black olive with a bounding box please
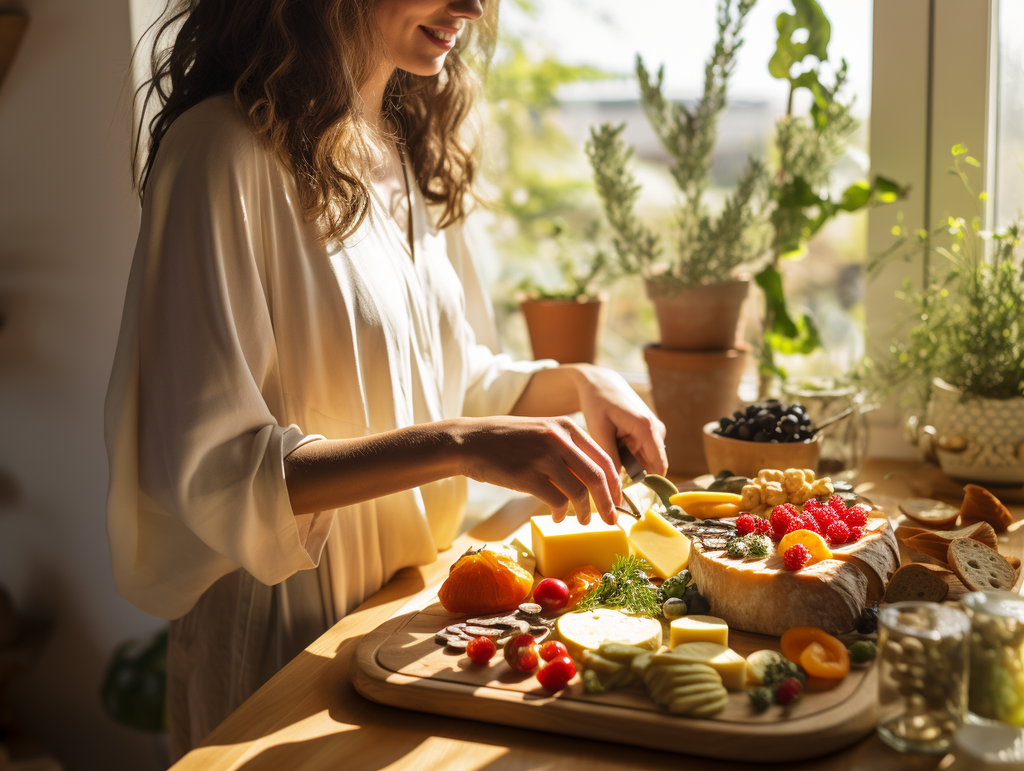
[752,430,768,442]
[737,424,752,440]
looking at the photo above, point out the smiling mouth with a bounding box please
[420,26,458,50]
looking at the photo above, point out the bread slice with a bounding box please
[884,563,952,603]
[947,538,1016,592]
[899,498,961,528]
[904,521,998,563]
[959,484,1014,533]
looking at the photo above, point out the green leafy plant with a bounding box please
[515,220,612,301]
[586,0,764,289]
[757,0,906,383]
[576,554,662,617]
[101,627,168,733]
[877,146,1024,407]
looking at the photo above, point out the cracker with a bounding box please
[947,538,1016,592]
[899,498,961,528]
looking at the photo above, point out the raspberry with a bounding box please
[774,503,799,518]
[783,544,811,571]
[774,676,803,705]
[753,517,774,537]
[848,526,864,542]
[808,504,835,527]
[803,498,826,513]
[784,518,805,535]
[843,505,869,528]
[826,519,851,545]
[770,506,796,540]
[736,514,757,535]
[828,495,847,516]
[797,514,820,534]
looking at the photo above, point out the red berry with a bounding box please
[828,495,847,515]
[537,654,576,692]
[797,514,820,534]
[539,640,568,662]
[843,505,869,528]
[466,636,497,665]
[753,517,774,537]
[533,578,569,612]
[736,514,756,535]
[773,503,799,518]
[826,520,851,545]
[848,526,864,542]
[771,506,796,539]
[774,676,803,705]
[503,634,539,673]
[803,498,825,513]
[783,544,811,571]
[784,518,806,535]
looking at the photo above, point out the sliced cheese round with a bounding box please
[668,641,748,691]
[556,608,662,660]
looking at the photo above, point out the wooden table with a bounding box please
[170,460,1022,771]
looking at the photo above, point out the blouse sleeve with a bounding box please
[105,115,330,620]
[444,220,558,418]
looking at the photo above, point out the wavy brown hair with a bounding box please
[132,0,499,242]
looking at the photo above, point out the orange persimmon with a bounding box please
[798,641,851,680]
[562,565,604,610]
[780,625,850,681]
[438,546,533,614]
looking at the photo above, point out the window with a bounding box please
[482,1,874,379]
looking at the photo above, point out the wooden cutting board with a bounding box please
[352,585,878,764]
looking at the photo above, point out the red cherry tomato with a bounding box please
[503,634,539,673]
[537,655,576,692]
[533,578,569,612]
[466,636,496,665]
[539,640,569,662]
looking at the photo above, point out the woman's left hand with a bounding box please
[571,365,667,477]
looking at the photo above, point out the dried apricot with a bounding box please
[780,626,850,680]
[777,529,832,566]
[562,565,603,610]
[799,641,850,679]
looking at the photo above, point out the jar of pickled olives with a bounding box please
[963,591,1024,727]
[877,602,971,754]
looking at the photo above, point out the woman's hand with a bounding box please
[453,416,622,525]
[570,364,668,477]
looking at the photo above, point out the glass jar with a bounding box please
[963,591,1024,727]
[781,377,869,483]
[877,602,971,754]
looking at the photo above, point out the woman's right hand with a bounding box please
[452,416,622,525]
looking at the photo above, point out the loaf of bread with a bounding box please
[884,562,953,603]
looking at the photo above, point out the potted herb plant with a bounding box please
[586,0,762,352]
[883,146,1024,485]
[518,224,612,364]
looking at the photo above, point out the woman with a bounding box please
[105,0,666,758]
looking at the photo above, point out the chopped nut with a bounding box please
[739,484,762,511]
[791,482,815,505]
[762,481,787,506]
[783,468,806,495]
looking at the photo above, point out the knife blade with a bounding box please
[616,439,646,485]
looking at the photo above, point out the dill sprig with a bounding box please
[575,554,661,618]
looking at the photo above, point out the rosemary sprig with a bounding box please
[575,555,662,617]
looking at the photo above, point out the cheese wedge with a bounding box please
[530,515,631,578]
[618,508,690,579]
[556,608,663,660]
[668,641,747,690]
[669,615,729,648]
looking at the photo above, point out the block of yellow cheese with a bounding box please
[530,515,631,578]
[618,509,690,579]
[669,641,747,690]
[669,615,729,648]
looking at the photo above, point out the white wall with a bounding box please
[0,0,165,768]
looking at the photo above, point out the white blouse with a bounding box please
[104,95,552,623]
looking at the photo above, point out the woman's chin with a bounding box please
[399,55,447,77]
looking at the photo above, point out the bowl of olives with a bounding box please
[702,400,821,478]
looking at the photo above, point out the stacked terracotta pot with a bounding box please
[643,278,750,477]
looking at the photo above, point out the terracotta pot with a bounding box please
[644,344,748,477]
[702,420,821,479]
[645,278,749,350]
[520,296,607,364]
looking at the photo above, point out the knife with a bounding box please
[614,440,646,519]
